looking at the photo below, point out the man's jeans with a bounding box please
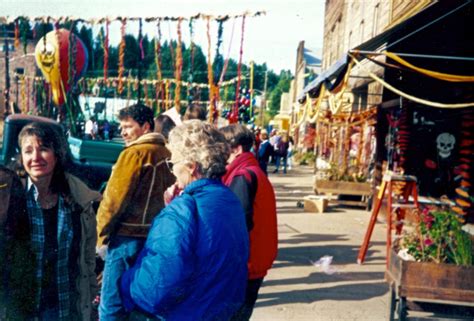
[99,236,145,321]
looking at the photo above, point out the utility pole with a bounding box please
[249,61,254,119]
[261,69,268,128]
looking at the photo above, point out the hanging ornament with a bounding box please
[118,18,127,94]
[14,19,20,49]
[35,28,88,106]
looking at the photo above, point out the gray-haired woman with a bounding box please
[120,120,249,320]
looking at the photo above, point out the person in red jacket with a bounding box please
[220,124,278,321]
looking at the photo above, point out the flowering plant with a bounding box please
[400,207,473,266]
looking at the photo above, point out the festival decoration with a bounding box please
[348,53,474,108]
[230,15,246,123]
[35,28,88,106]
[174,18,183,110]
[118,18,126,94]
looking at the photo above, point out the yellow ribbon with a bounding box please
[385,51,474,82]
[348,53,474,108]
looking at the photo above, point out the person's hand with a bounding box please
[97,245,108,261]
[164,183,182,205]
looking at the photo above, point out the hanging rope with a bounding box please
[118,18,126,94]
[3,24,11,119]
[137,18,143,102]
[219,18,236,85]
[206,17,215,123]
[168,21,176,72]
[348,53,474,108]
[174,18,183,110]
[232,15,246,123]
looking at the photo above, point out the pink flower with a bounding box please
[424,238,434,246]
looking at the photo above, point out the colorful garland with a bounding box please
[174,18,183,110]
[118,18,126,94]
[206,17,215,123]
[103,19,110,83]
[1,12,266,24]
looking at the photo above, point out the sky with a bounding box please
[1,0,326,73]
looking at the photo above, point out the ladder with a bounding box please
[357,172,419,266]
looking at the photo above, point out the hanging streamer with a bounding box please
[187,17,195,103]
[348,53,474,108]
[232,15,246,123]
[118,18,126,94]
[218,18,236,85]
[165,80,170,110]
[137,18,143,102]
[206,17,215,123]
[104,19,110,84]
[155,19,163,81]
[384,51,474,82]
[174,18,183,110]
[14,19,20,49]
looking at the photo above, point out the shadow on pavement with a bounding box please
[255,282,388,307]
[273,242,385,268]
[263,271,386,287]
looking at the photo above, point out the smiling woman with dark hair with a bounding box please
[4,122,101,321]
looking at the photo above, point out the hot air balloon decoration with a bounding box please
[35,29,88,106]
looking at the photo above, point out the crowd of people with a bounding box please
[0,102,293,321]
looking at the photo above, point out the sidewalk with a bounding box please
[252,164,389,321]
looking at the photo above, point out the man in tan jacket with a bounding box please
[97,103,175,321]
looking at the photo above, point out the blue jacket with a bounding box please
[120,178,249,321]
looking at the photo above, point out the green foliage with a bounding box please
[401,208,473,266]
[293,152,315,166]
[268,72,292,116]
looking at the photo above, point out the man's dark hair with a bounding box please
[118,103,155,131]
[183,104,207,121]
[154,114,176,140]
[219,124,255,152]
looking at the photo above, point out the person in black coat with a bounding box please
[257,130,273,176]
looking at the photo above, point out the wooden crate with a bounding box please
[386,249,474,304]
[313,179,372,209]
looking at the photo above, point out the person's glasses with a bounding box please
[165,158,184,173]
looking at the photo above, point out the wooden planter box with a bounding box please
[313,179,372,209]
[386,249,474,320]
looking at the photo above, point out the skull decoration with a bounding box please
[35,29,88,106]
[436,133,455,159]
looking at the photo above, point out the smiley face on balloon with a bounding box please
[35,29,88,106]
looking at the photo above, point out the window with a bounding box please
[373,3,381,36]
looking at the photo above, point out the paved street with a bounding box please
[252,165,389,321]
